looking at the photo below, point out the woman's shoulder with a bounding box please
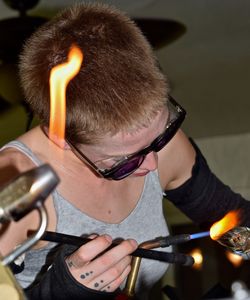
[158,129,196,191]
[0,129,41,185]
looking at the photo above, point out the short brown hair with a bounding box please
[19,3,169,144]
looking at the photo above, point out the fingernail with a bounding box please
[103,234,112,243]
[88,233,99,239]
[128,239,138,248]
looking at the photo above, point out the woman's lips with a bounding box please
[134,170,149,177]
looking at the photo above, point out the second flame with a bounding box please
[49,45,83,148]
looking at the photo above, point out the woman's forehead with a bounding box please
[90,106,169,154]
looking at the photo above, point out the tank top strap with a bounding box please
[0,140,43,166]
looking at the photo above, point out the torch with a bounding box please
[37,211,245,299]
[121,210,247,299]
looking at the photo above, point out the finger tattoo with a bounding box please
[66,260,74,268]
[102,286,110,292]
[94,280,104,288]
[80,270,93,279]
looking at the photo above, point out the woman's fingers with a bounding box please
[66,234,112,268]
[80,254,132,290]
[101,264,132,292]
[65,235,138,291]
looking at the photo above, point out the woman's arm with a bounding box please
[158,130,250,227]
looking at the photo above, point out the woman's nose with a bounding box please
[140,151,158,171]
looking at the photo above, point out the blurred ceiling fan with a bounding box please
[0,0,48,63]
[0,0,186,62]
[0,0,48,118]
[0,0,186,119]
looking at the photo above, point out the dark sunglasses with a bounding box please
[66,96,186,180]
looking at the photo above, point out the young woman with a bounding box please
[0,3,249,299]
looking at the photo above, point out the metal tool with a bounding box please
[0,164,59,300]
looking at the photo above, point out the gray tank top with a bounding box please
[1,141,170,299]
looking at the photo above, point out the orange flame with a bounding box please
[49,45,83,148]
[210,210,240,240]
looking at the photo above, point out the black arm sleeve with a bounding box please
[164,138,250,229]
[25,245,119,300]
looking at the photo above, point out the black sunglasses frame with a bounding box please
[66,96,186,180]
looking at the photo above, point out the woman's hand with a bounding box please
[65,235,138,292]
